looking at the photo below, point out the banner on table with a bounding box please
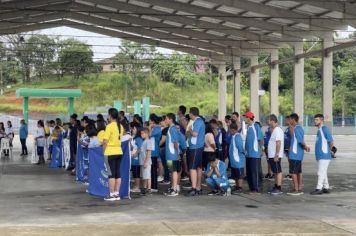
[62,139,71,169]
[88,147,109,197]
[49,143,62,168]
[31,141,38,164]
[76,144,87,183]
[120,134,131,199]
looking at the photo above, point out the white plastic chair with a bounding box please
[0,138,12,158]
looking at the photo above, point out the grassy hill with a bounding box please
[0,72,293,117]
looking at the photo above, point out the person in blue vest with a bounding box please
[244,111,263,194]
[209,119,224,162]
[310,114,334,195]
[229,122,245,194]
[149,114,162,193]
[263,125,273,180]
[19,119,28,156]
[284,116,292,180]
[130,123,143,193]
[205,155,230,196]
[165,113,180,197]
[186,107,205,196]
[176,123,187,194]
[287,113,310,196]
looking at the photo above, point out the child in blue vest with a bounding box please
[130,123,143,193]
[205,155,230,196]
[229,122,245,194]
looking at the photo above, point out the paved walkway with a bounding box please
[0,135,355,235]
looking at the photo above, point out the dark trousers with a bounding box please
[160,149,170,182]
[68,143,77,170]
[246,158,261,192]
[151,157,158,189]
[20,138,28,155]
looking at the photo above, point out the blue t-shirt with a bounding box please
[264,127,271,148]
[150,125,162,158]
[229,133,245,168]
[165,125,179,161]
[315,125,334,160]
[245,123,262,158]
[284,127,291,150]
[177,131,187,154]
[289,125,305,161]
[188,117,205,149]
[131,136,143,166]
[19,124,28,139]
[205,160,228,179]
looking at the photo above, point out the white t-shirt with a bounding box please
[35,127,46,147]
[268,126,284,158]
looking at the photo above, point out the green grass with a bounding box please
[1,72,294,116]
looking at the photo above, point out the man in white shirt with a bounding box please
[267,114,284,196]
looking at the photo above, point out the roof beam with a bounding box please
[203,0,347,30]
[69,12,230,55]
[80,0,292,45]
[0,18,224,59]
[0,0,70,11]
[135,0,312,39]
[292,0,356,28]
[71,3,276,53]
[0,2,70,21]
[0,12,66,30]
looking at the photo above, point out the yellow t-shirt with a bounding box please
[103,121,124,156]
[97,130,105,144]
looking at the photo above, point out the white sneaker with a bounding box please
[104,195,116,201]
[114,195,121,201]
[176,185,181,193]
[130,188,141,193]
[150,189,159,193]
[157,176,164,182]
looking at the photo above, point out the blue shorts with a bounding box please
[231,167,244,180]
[268,158,282,174]
[37,146,44,156]
[188,147,204,170]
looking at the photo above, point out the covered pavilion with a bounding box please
[1,0,356,126]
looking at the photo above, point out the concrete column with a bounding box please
[322,34,334,128]
[233,57,241,114]
[250,55,259,120]
[218,61,227,121]
[293,42,304,125]
[270,49,279,116]
[23,97,29,124]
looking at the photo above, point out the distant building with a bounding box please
[95,57,120,72]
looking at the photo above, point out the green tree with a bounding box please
[58,39,94,79]
[26,35,57,80]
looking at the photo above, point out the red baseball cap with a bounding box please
[243,111,255,119]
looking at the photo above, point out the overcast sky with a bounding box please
[34,26,174,61]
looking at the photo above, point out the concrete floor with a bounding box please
[0,135,355,235]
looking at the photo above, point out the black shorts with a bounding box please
[231,167,244,180]
[203,151,215,170]
[289,160,302,174]
[168,160,181,172]
[108,155,122,179]
[268,158,282,174]
[131,165,140,179]
[188,147,203,170]
[37,146,44,156]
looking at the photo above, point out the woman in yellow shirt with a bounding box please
[102,108,124,201]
